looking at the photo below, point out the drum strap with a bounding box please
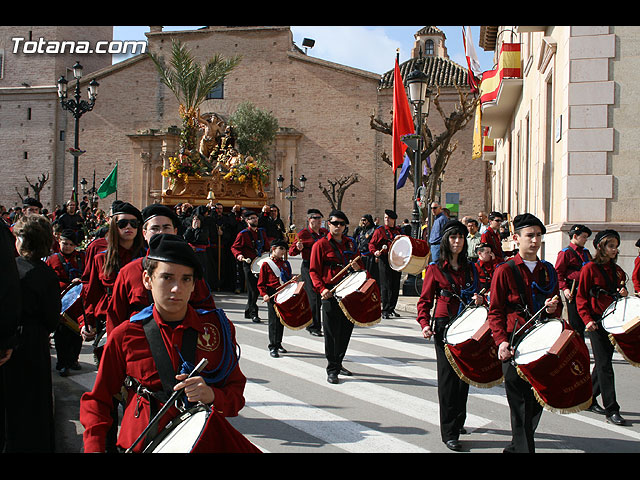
[507,259,556,316]
[592,262,620,299]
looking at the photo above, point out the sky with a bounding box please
[112,25,495,75]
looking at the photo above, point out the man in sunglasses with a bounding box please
[309,210,364,384]
[289,209,329,336]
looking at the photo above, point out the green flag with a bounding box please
[97,163,117,199]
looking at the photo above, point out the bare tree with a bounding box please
[370,86,478,215]
[318,173,360,211]
[15,172,49,202]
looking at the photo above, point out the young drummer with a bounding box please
[488,213,561,453]
[80,233,258,453]
[575,229,628,426]
[417,220,484,452]
[474,242,498,295]
[258,239,293,357]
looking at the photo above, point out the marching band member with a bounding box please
[289,209,328,336]
[555,224,593,338]
[369,209,402,319]
[309,210,363,384]
[416,219,483,452]
[81,202,145,342]
[473,242,497,295]
[80,233,259,453]
[488,213,561,453]
[46,229,85,376]
[576,229,628,426]
[480,211,505,263]
[258,239,293,357]
[231,210,270,323]
[632,238,640,295]
[107,204,215,334]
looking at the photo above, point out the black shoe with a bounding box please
[339,367,352,376]
[587,402,606,415]
[391,311,400,317]
[59,367,69,377]
[606,413,627,426]
[308,329,323,337]
[269,349,279,358]
[445,439,461,451]
[277,346,287,354]
[70,361,81,371]
[327,373,339,384]
[459,427,467,435]
[382,313,390,319]
[252,316,262,323]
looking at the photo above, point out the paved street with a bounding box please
[52,291,640,454]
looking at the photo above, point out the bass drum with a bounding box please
[334,270,381,327]
[143,405,210,453]
[601,296,640,367]
[513,319,592,413]
[274,281,313,330]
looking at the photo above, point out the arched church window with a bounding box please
[425,39,434,55]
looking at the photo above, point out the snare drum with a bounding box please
[250,253,271,276]
[514,319,592,413]
[388,235,430,275]
[443,306,503,388]
[334,270,381,327]
[274,281,313,330]
[601,296,640,367]
[60,283,84,335]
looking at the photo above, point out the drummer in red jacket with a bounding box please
[309,210,364,385]
[480,211,505,263]
[289,208,328,336]
[106,204,215,335]
[80,233,258,453]
[473,242,498,295]
[46,229,85,376]
[575,229,628,426]
[487,213,561,453]
[231,210,270,323]
[258,239,293,357]
[369,209,403,319]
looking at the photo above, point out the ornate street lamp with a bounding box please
[57,61,99,203]
[277,166,306,229]
[404,68,430,240]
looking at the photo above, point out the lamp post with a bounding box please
[404,68,430,240]
[276,166,307,229]
[57,61,99,203]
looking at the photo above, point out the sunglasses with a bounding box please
[310,215,322,220]
[117,218,140,229]
[329,220,346,227]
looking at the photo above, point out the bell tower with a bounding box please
[411,26,448,59]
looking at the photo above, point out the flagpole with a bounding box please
[393,50,399,212]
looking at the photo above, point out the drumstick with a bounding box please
[264,275,301,301]
[510,295,560,348]
[125,358,209,453]
[328,255,361,284]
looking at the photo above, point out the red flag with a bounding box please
[392,58,414,173]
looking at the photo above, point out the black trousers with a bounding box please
[566,298,601,399]
[502,359,543,453]
[588,325,620,415]
[54,324,82,369]
[378,257,401,314]
[433,317,469,442]
[301,261,322,332]
[266,287,285,350]
[322,296,354,375]
[242,262,259,319]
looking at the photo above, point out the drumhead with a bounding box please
[275,281,297,304]
[389,236,414,271]
[445,306,488,346]
[334,271,367,298]
[514,319,564,365]
[250,253,270,275]
[601,296,640,334]
[61,283,83,313]
[147,407,210,453]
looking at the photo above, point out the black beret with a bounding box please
[593,229,620,248]
[271,239,289,250]
[488,211,503,220]
[569,224,592,237]
[22,197,42,209]
[112,202,142,221]
[636,238,640,248]
[147,233,202,278]
[60,229,79,244]
[385,209,398,220]
[242,210,258,219]
[307,208,323,216]
[513,213,546,234]
[328,210,349,224]
[142,204,179,227]
[442,219,468,237]
[475,242,492,252]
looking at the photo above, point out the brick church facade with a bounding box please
[0,26,488,227]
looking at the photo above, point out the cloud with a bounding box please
[291,26,400,74]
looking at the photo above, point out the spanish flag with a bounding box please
[392,58,415,173]
[472,102,482,160]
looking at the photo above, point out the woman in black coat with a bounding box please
[2,215,61,452]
